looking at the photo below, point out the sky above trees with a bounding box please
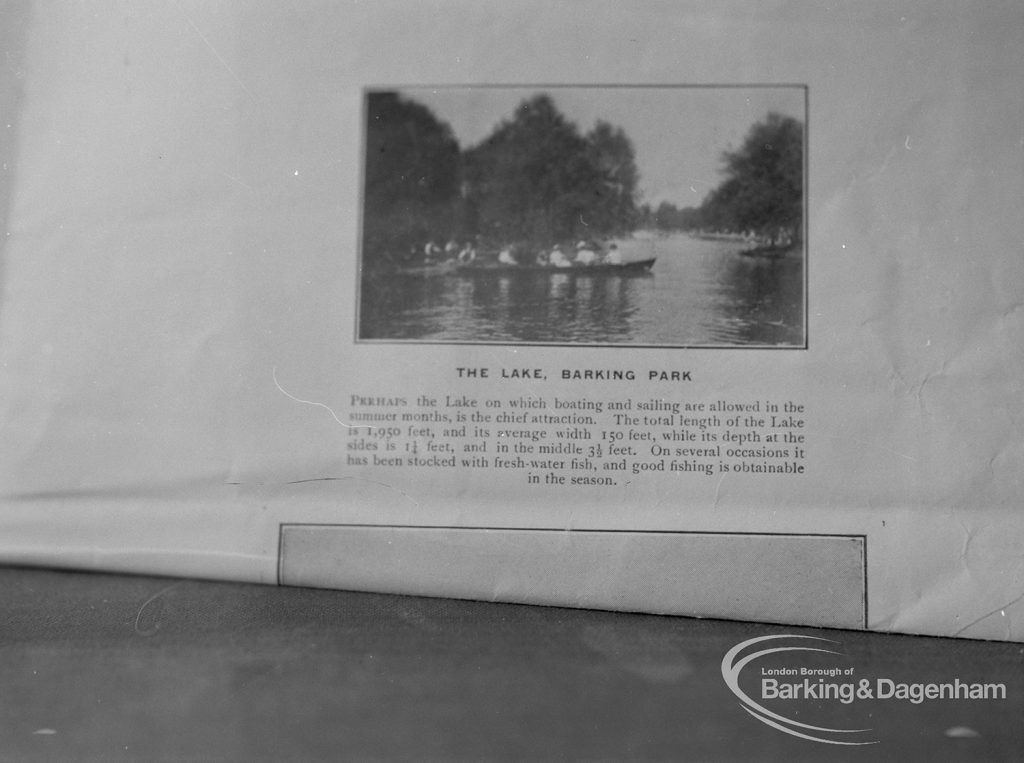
[407,87,804,208]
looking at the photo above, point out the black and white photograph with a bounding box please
[358,86,806,347]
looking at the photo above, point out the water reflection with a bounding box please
[359,235,804,346]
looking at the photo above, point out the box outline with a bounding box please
[353,83,810,350]
[278,524,866,628]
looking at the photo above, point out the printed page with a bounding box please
[0,1,1021,640]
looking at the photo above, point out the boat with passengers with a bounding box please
[394,239,655,277]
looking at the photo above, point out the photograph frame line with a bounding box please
[354,83,809,350]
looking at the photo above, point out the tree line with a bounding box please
[363,92,640,265]
[649,112,803,242]
[362,92,803,265]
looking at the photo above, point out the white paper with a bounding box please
[0,1,1021,640]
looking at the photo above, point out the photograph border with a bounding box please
[353,83,809,351]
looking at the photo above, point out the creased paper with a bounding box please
[1,1,1021,640]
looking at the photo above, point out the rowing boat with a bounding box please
[392,257,656,277]
[390,261,458,276]
[454,257,656,275]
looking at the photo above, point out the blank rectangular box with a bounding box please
[280,526,866,629]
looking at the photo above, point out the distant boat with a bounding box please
[738,244,794,260]
[694,231,750,242]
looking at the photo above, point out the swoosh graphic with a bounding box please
[721,634,877,745]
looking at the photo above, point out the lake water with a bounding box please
[359,234,804,347]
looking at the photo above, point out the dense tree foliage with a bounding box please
[652,113,803,241]
[363,92,461,263]
[584,121,641,235]
[713,112,803,238]
[654,201,702,231]
[464,95,639,244]
[362,91,642,265]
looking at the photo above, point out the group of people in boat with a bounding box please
[415,239,622,269]
[528,241,622,267]
[419,239,479,265]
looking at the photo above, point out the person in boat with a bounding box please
[574,240,597,266]
[443,239,459,259]
[497,246,518,266]
[423,239,441,264]
[458,241,477,264]
[548,244,572,268]
[603,242,622,265]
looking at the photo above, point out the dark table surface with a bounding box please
[1,567,1021,761]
